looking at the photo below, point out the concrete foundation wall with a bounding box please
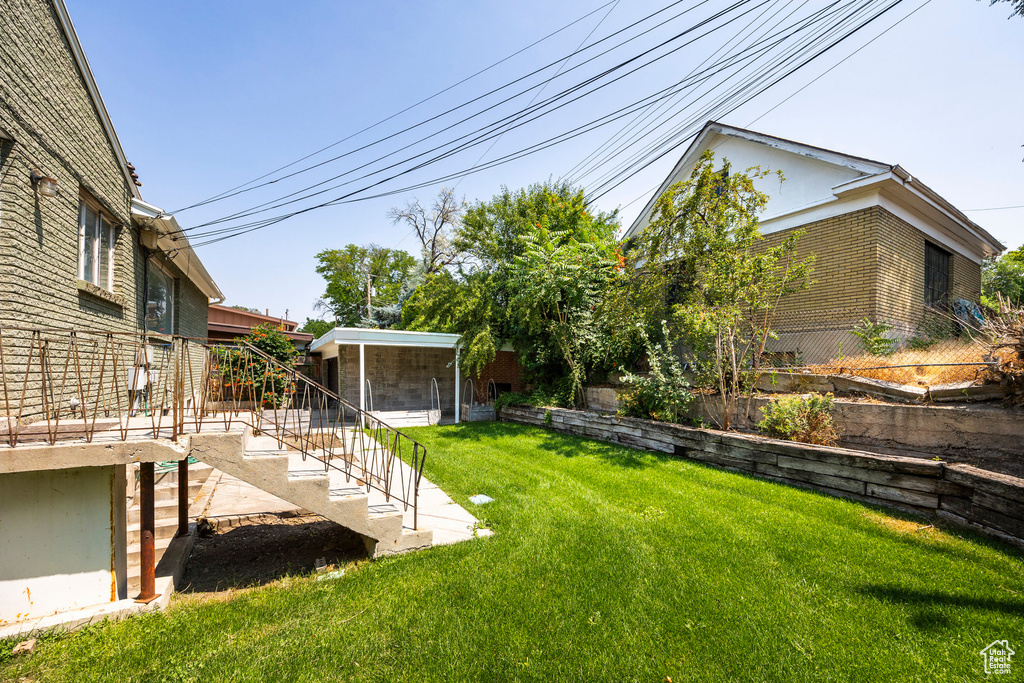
[501,405,1024,550]
[0,464,126,625]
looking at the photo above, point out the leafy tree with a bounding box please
[313,244,416,327]
[982,245,1024,308]
[227,305,262,314]
[298,317,335,339]
[985,0,1023,18]
[403,181,621,401]
[631,150,813,429]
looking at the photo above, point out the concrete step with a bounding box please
[127,498,181,525]
[152,463,214,486]
[127,516,182,546]
[127,533,178,571]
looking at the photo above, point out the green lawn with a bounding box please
[3,422,1023,682]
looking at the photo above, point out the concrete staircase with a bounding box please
[190,428,432,557]
[126,461,214,593]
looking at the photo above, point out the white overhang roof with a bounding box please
[310,328,461,352]
[131,199,225,303]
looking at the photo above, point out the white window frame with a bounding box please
[146,258,176,335]
[77,197,118,291]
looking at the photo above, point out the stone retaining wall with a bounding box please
[500,405,1024,550]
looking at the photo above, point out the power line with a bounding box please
[177,0,913,250]
[175,0,769,236]
[171,0,702,214]
[171,0,617,214]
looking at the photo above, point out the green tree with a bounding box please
[298,317,335,339]
[313,244,416,327]
[218,323,298,408]
[631,151,813,429]
[982,245,1024,308]
[403,181,621,402]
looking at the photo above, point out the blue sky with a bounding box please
[70,0,1022,322]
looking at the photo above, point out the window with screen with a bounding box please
[78,198,118,290]
[924,242,950,308]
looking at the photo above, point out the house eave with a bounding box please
[131,199,225,303]
[52,0,141,201]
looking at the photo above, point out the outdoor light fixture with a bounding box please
[29,170,58,198]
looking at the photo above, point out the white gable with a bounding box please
[622,122,1003,262]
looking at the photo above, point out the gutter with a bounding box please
[131,199,225,304]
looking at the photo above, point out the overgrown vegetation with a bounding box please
[850,318,897,357]
[758,392,840,446]
[617,323,692,422]
[622,151,813,428]
[403,181,621,400]
[978,293,1024,402]
[4,423,1022,682]
[982,244,1024,308]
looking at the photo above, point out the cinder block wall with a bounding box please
[337,345,460,416]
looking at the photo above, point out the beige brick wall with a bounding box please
[755,206,983,362]
[875,207,981,332]
[761,207,879,330]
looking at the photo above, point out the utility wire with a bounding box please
[172,0,617,213]
[171,0,701,214]
[179,0,911,250]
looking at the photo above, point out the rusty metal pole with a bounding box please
[135,461,159,603]
[176,458,189,537]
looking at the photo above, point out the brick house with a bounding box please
[623,121,1005,361]
[0,0,222,628]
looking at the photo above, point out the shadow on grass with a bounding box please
[420,421,669,469]
[180,517,368,593]
[859,584,1024,618]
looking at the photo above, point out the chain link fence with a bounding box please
[759,307,994,387]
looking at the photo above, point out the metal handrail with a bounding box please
[462,378,475,407]
[365,378,374,414]
[429,377,440,414]
[487,379,497,405]
[225,342,427,527]
[0,328,427,528]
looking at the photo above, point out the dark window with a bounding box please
[924,242,950,308]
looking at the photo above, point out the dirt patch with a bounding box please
[179,513,369,594]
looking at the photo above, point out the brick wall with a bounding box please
[755,206,983,361]
[761,207,880,329]
[0,1,211,338]
[471,350,526,402]
[875,207,981,331]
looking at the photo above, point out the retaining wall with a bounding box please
[500,405,1024,550]
[687,396,1024,477]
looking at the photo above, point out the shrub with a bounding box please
[757,392,840,446]
[218,324,298,408]
[494,387,570,413]
[618,323,693,422]
[850,318,897,356]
